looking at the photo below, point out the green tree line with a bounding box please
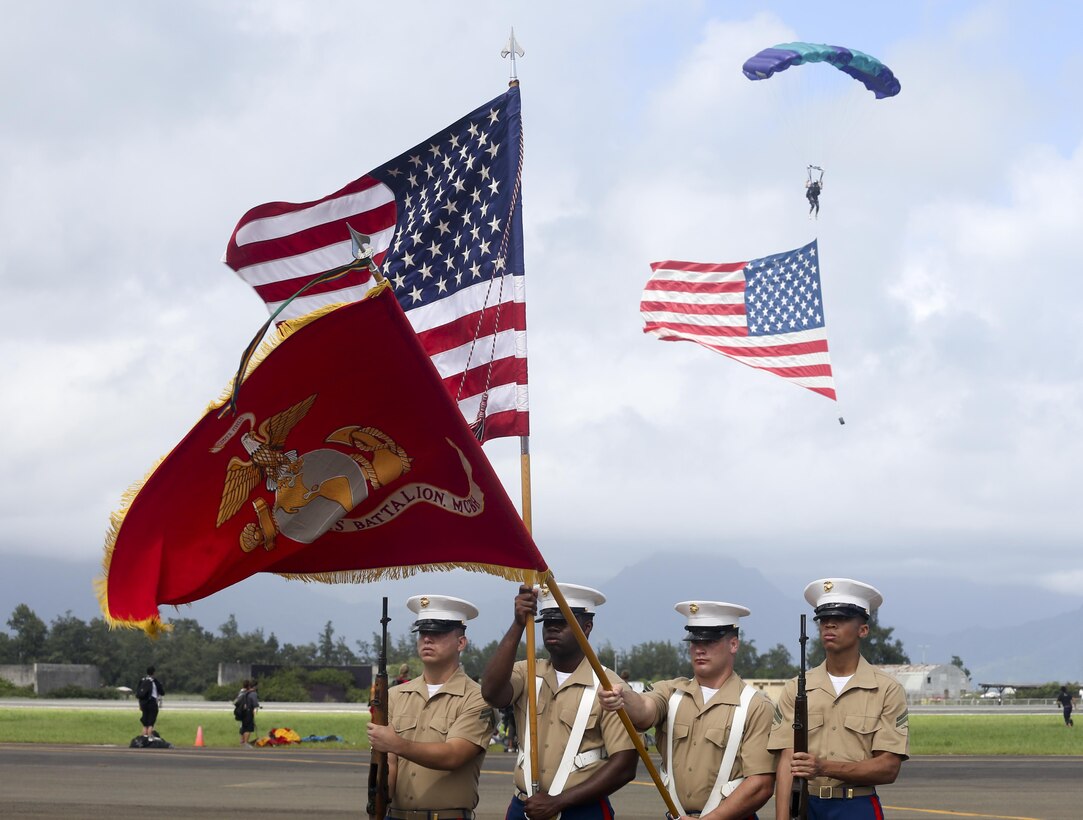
[0,603,914,695]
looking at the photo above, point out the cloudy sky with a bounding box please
[3,1,1082,618]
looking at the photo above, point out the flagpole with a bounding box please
[540,571,681,818]
[519,434,541,794]
[501,32,539,794]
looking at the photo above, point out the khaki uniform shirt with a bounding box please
[510,657,635,795]
[644,674,777,813]
[767,656,909,791]
[388,667,495,810]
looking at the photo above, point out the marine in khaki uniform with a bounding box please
[599,601,777,820]
[482,583,638,820]
[768,579,909,820]
[367,595,494,820]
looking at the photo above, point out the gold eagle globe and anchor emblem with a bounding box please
[214,394,412,553]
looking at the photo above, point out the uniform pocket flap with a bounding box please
[671,721,691,740]
[807,713,826,731]
[428,715,451,735]
[843,715,879,734]
[558,705,599,730]
[704,725,730,749]
[390,714,417,732]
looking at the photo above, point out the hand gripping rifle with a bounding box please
[367,598,391,819]
[789,614,809,820]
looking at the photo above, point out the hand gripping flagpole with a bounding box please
[540,572,681,818]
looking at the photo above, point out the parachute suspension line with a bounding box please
[461,120,526,441]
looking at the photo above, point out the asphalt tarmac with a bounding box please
[2,744,1081,820]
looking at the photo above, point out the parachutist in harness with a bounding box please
[805,166,824,218]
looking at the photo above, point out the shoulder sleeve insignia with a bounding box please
[479,706,495,728]
[896,709,909,730]
[772,702,784,727]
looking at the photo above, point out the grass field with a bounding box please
[2,709,1082,754]
[909,714,1083,755]
[0,708,367,749]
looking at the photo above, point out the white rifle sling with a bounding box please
[663,691,687,817]
[517,676,545,798]
[547,672,601,796]
[664,684,757,815]
[702,684,757,813]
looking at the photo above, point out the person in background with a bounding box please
[240,679,260,747]
[1056,686,1074,727]
[136,666,165,738]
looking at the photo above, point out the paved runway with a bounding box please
[2,744,1081,819]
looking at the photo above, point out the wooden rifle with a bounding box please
[789,614,809,820]
[367,597,390,819]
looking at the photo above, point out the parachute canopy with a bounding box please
[743,42,901,99]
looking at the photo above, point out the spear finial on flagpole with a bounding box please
[501,27,524,85]
[348,225,387,286]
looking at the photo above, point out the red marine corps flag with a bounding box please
[97,286,547,634]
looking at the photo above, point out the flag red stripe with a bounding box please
[644,322,749,338]
[705,339,830,357]
[253,264,379,302]
[751,363,835,379]
[649,260,748,273]
[640,300,746,316]
[445,356,527,399]
[226,176,387,248]
[478,408,528,439]
[417,301,527,355]
[231,200,397,272]
[642,279,746,294]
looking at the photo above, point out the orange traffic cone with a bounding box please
[194,725,205,747]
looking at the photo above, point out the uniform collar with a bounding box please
[399,665,469,696]
[541,656,596,690]
[807,655,878,696]
[676,671,744,707]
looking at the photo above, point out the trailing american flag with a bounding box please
[641,240,836,400]
[224,87,528,442]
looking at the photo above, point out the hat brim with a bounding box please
[813,603,869,621]
[411,619,466,633]
[682,626,738,642]
[538,607,591,623]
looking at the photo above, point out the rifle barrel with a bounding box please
[789,613,809,820]
[367,598,391,819]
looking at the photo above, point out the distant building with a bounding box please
[0,663,102,695]
[745,678,787,703]
[877,663,970,700]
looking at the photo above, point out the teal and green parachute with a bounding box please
[742,43,900,99]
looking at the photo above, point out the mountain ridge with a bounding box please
[2,551,1080,682]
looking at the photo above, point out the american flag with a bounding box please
[224,87,528,442]
[641,240,836,400]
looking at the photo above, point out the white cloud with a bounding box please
[1,2,1082,605]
